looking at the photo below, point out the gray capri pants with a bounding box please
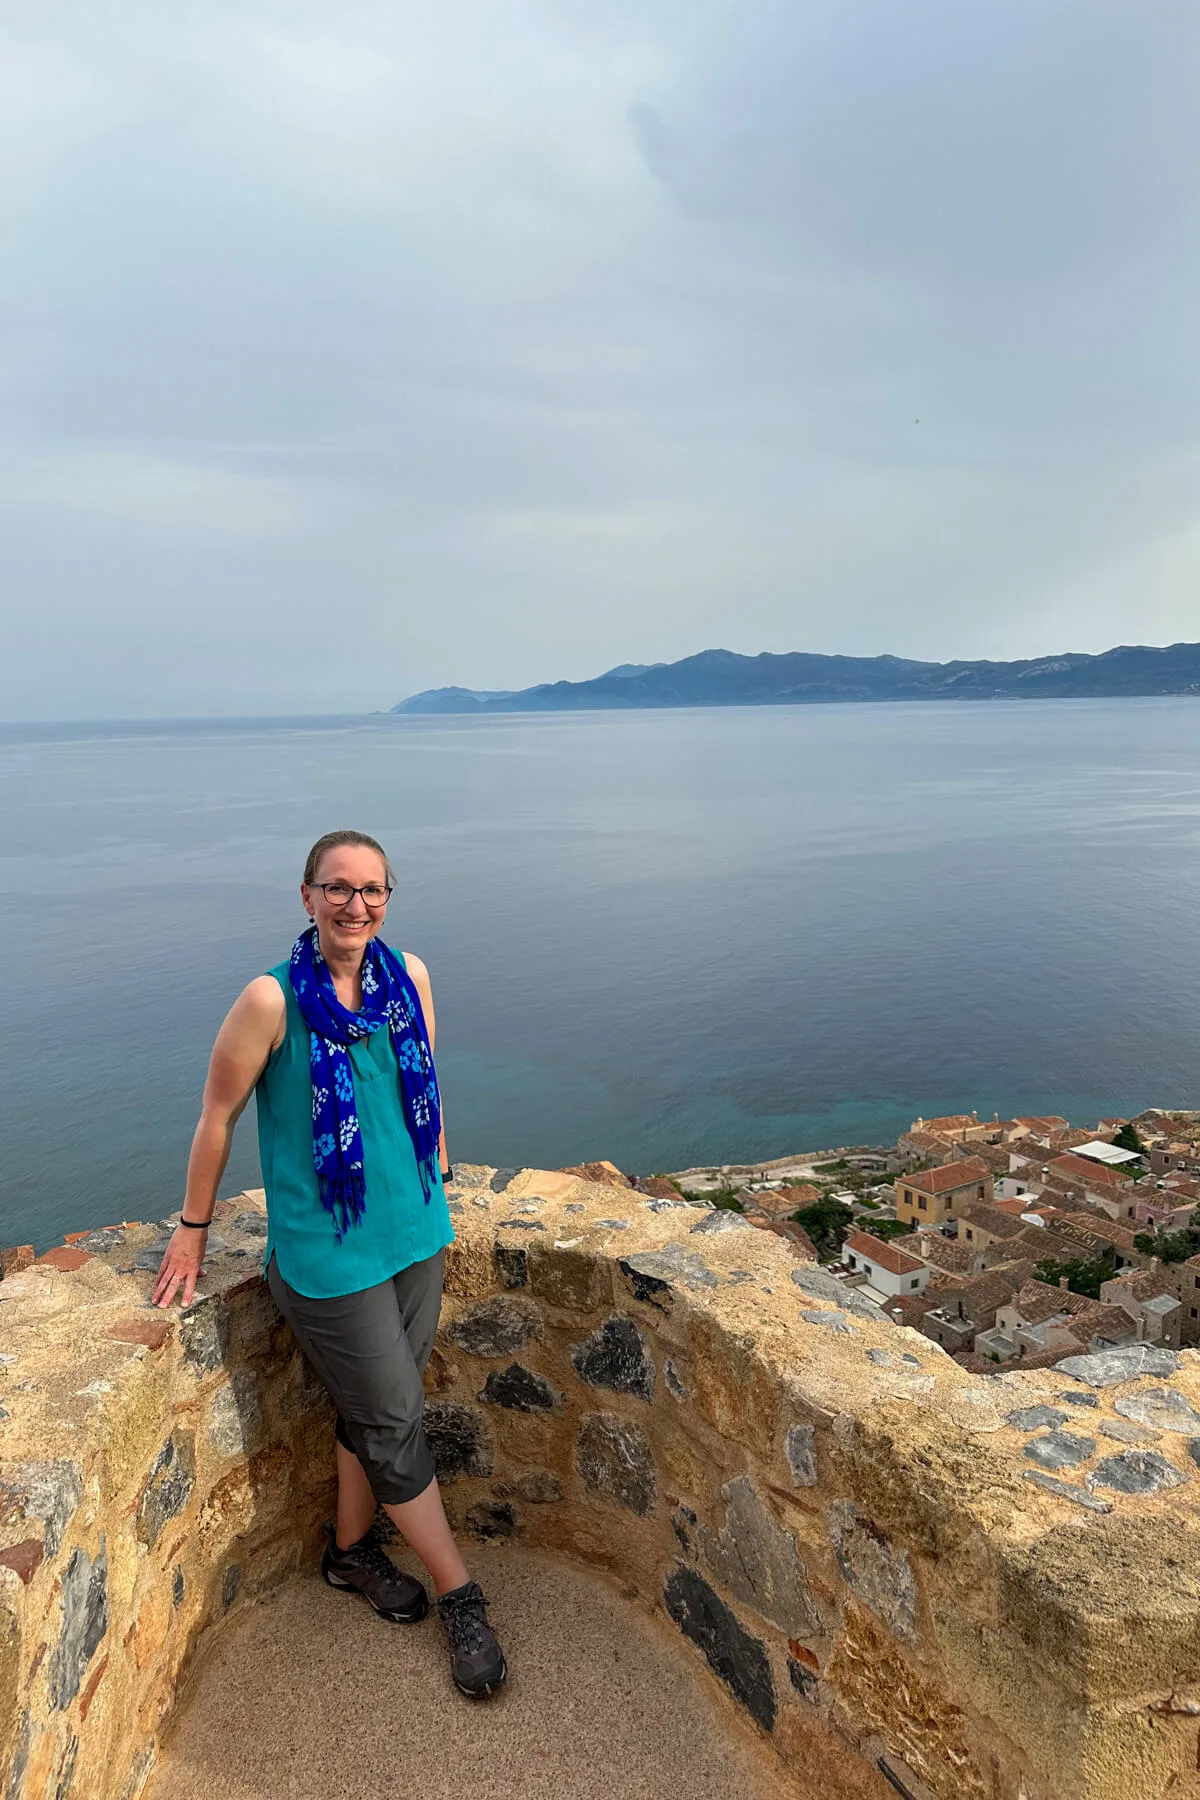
[266,1247,445,1505]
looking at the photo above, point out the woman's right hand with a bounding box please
[152,1225,208,1308]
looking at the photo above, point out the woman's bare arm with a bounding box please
[153,976,285,1308]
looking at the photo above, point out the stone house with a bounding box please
[1132,1190,1198,1233]
[1149,1141,1200,1177]
[1098,1270,1182,1348]
[956,1203,1030,1254]
[918,1259,1037,1355]
[894,1158,993,1227]
[909,1230,984,1277]
[748,1183,823,1220]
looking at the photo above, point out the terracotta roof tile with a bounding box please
[844,1231,925,1277]
[903,1158,992,1197]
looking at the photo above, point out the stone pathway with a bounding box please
[148,1544,807,1800]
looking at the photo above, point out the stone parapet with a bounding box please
[5,1169,1200,1798]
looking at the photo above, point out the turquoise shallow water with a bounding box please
[3,699,1200,1250]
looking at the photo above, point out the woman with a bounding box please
[152,828,507,1699]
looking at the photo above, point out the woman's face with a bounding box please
[301,845,391,956]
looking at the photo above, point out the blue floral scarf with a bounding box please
[288,925,441,1242]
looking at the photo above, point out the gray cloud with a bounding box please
[2,0,1198,716]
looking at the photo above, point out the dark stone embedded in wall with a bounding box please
[180,1295,230,1374]
[489,1169,518,1192]
[791,1266,885,1323]
[172,1567,185,1609]
[136,1435,196,1547]
[663,1564,776,1732]
[672,1504,698,1553]
[691,1210,754,1235]
[445,1297,543,1358]
[1056,1345,1180,1387]
[788,1657,819,1703]
[493,1244,528,1289]
[49,1540,109,1711]
[786,1424,817,1487]
[829,1501,917,1642]
[497,1220,546,1232]
[571,1315,655,1402]
[576,1413,655,1516]
[423,1402,493,1481]
[664,1358,687,1400]
[495,1470,563,1504]
[478,1363,562,1412]
[700,1477,821,1637]
[2,1460,82,1559]
[52,1735,78,1800]
[7,1708,31,1798]
[1114,1388,1200,1434]
[1023,1432,1095,1471]
[619,1245,718,1314]
[466,1501,517,1540]
[1088,1450,1188,1495]
[1008,1406,1068,1432]
[222,1566,242,1609]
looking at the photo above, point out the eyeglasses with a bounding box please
[312,882,393,908]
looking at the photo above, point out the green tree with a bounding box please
[1034,1248,1116,1299]
[1112,1122,1144,1155]
[1134,1226,1200,1264]
[791,1197,855,1263]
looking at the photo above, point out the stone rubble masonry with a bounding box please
[7,1175,1200,1798]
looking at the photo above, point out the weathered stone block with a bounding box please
[495,1470,563,1505]
[136,1435,195,1547]
[49,1541,108,1711]
[209,1377,264,1457]
[0,1461,82,1559]
[1022,1431,1095,1471]
[619,1245,717,1313]
[786,1424,817,1487]
[663,1564,776,1731]
[422,1403,492,1481]
[829,1501,917,1642]
[445,1297,543,1359]
[829,1603,987,1800]
[570,1316,655,1402]
[477,1363,562,1412]
[179,1296,230,1375]
[528,1244,609,1312]
[576,1413,655,1516]
[1087,1450,1188,1495]
[466,1501,516,1539]
[1113,1387,1200,1435]
[493,1243,528,1289]
[1056,1345,1180,1387]
[700,1477,821,1636]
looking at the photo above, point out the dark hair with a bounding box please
[303,830,395,887]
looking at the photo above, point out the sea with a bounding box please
[3,698,1200,1252]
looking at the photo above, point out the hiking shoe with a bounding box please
[321,1522,428,1623]
[437,1580,507,1697]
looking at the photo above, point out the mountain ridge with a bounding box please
[391,641,1200,714]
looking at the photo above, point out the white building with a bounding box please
[842,1231,930,1303]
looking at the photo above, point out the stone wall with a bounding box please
[7,1168,1200,1799]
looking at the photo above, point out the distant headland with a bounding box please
[391,640,1200,714]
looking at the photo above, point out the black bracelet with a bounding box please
[179,1217,212,1230]
[441,1165,454,1184]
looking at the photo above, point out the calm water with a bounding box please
[3,700,1200,1250]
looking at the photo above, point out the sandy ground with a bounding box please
[148,1543,808,1800]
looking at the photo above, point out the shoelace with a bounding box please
[338,1534,400,1584]
[440,1586,491,1656]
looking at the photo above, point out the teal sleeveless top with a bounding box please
[256,959,454,1298]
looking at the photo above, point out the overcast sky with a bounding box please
[3,0,1199,717]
